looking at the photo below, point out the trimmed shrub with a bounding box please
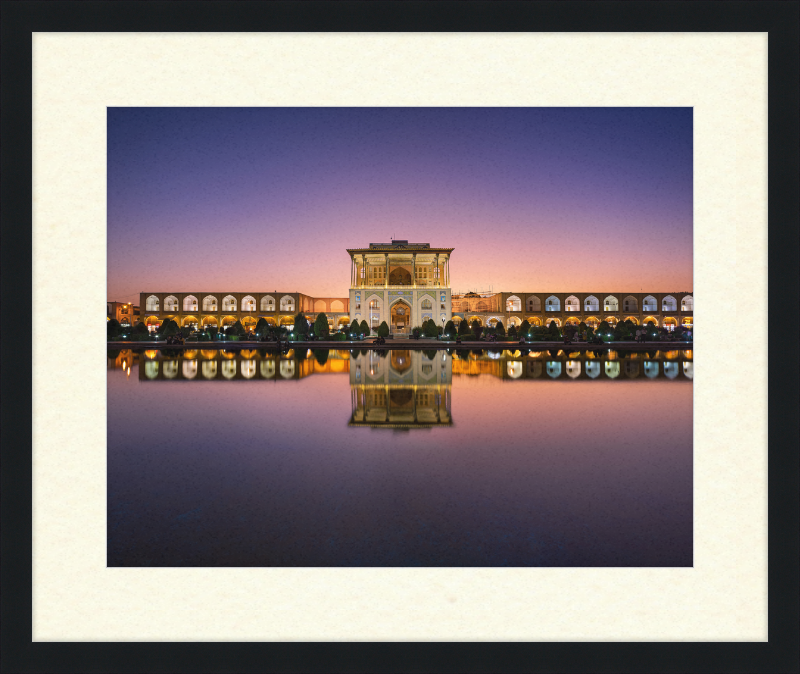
[508,325,517,338]
[349,319,360,336]
[548,321,560,338]
[293,312,310,337]
[107,319,122,340]
[457,319,469,335]
[377,321,389,338]
[226,320,246,337]
[518,320,530,337]
[359,320,369,337]
[134,321,149,335]
[313,312,330,338]
[444,319,455,338]
[255,317,269,337]
[161,319,180,337]
[495,321,506,337]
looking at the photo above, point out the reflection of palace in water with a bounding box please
[110,347,693,385]
[109,347,690,430]
[129,348,351,381]
[349,350,452,429]
[451,348,693,381]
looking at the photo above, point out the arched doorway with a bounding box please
[390,300,411,333]
[390,350,412,374]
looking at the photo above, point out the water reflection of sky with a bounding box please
[108,349,692,567]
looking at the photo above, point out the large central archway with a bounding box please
[388,267,412,285]
[390,300,411,332]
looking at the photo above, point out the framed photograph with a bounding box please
[3,1,797,672]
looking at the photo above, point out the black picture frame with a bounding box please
[2,2,798,673]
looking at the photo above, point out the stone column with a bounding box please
[435,254,440,286]
[361,254,366,287]
[385,254,389,288]
[412,254,416,287]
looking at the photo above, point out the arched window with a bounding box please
[279,295,295,312]
[421,299,432,310]
[643,295,657,311]
[506,295,521,312]
[622,295,638,312]
[584,295,599,312]
[314,299,326,312]
[603,296,618,311]
[164,295,178,311]
[260,295,275,311]
[241,295,256,311]
[526,296,541,311]
[202,295,217,311]
[545,295,560,311]
[183,295,198,311]
[369,299,381,310]
[146,295,160,311]
[331,300,344,312]
[565,295,579,312]
[476,301,488,312]
[460,301,470,312]
[681,295,693,311]
[222,295,237,312]
[662,295,677,311]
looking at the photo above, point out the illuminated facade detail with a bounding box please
[623,295,638,312]
[506,295,522,312]
[107,301,140,327]
[347,240,453,335]
[451,291,693,331]
[139,291,350,334]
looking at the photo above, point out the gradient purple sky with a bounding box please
[107,108,692,303]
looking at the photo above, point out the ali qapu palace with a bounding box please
[135,240,693,335]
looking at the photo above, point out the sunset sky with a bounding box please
[107,107,692,303]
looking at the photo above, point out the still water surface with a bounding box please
[108,347,692,567]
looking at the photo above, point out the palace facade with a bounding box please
[348,240,453,335]
[137,291,350,333]
[134,240,692,335]
[451,291,694,331]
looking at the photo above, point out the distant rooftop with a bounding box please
[368,240,430,249]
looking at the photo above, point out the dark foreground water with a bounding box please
[108,347,692,567]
